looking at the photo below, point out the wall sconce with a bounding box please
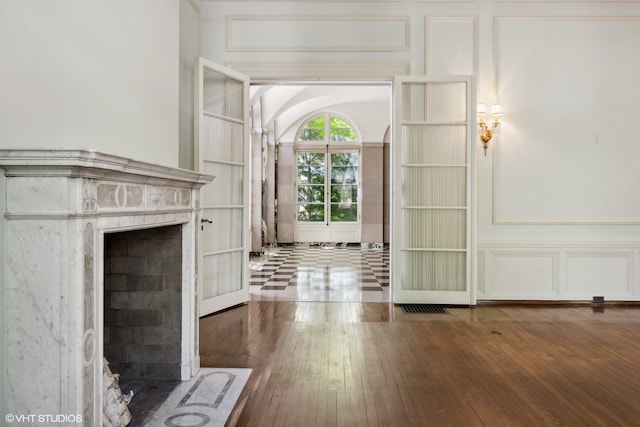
[477,103,503,155]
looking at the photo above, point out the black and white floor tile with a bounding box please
[249,245,390,302]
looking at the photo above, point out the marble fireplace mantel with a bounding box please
[0,149,213,425]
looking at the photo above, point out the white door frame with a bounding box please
[247,77,477,304]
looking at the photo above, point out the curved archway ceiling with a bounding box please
[250,84,390,141]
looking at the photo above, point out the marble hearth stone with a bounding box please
[119,380,180,427]
[141,368,252,427]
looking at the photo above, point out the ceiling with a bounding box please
[250,83,391,142]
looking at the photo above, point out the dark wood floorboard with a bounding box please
[199,302,640,426]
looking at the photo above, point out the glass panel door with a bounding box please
[196,57,250,317]
[392,76,475,305]
[295,149,360,242]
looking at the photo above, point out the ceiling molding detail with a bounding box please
[226,61,411,81]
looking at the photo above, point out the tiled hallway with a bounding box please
[249,245,390,302]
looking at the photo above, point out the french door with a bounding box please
[392,76,475,305]
[295,147,361,242]
[196,57,250,316]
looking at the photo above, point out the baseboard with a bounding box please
[477,299,640,307]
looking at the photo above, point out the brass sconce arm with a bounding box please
[477,103,503,156]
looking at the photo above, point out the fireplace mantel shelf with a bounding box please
[0,149,214,187]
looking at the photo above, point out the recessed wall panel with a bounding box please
[494,18,640,224]
[567,254,631,294]
[228,16,410,52]
[492,253,556,294]
[426,18,476,76]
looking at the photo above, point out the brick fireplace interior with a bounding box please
[104,224,183,382]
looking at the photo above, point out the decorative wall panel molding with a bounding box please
[226,61,411,81]
[492,17,640,225]
[565,252,634,297]
[425,17,477,76]
[478,239,640,300]
[489,252,559,296]
[226,15,411,52]
[479,239,640,250]
[477,251,486,297]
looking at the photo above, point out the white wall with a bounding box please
[179,0,201,170]
[201,0,640,301]
[0,0,181,167]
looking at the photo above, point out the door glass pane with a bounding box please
[202,250,244,298]
[402,209,466,249]
[401,167,466,206]
[297,153,325,184]
[402,125,466,164]
[297,152,326,222]
[203,117,243,163]
[298,185,325,204]
[401,252,466,291]
[330,152,358,167]
[202,163,243,206]
[330,202,358,222]
[201,209,243,253]
[298,203,325,222]
[401,81,467,123]
[330,166,358,184]
[203,67,244,120]
[330,152,358,222]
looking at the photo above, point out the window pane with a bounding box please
[329,117,356,142]
[299,117,325,141]
[330,179,357,222]
[330,152,358,166]
[331,203,358,222]
[330,184,357,203]
[297,166,325,184]
[297,152,325,184]
[298,185,325,204]
[298,204,325,221]
[331,167,358,185]
[298,152,325,167]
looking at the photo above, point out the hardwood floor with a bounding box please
[199,302,640,426]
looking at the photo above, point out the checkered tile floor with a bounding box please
[249,246,390,302]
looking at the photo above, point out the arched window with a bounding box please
[297,114,359,143]
[294,113,361,242]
